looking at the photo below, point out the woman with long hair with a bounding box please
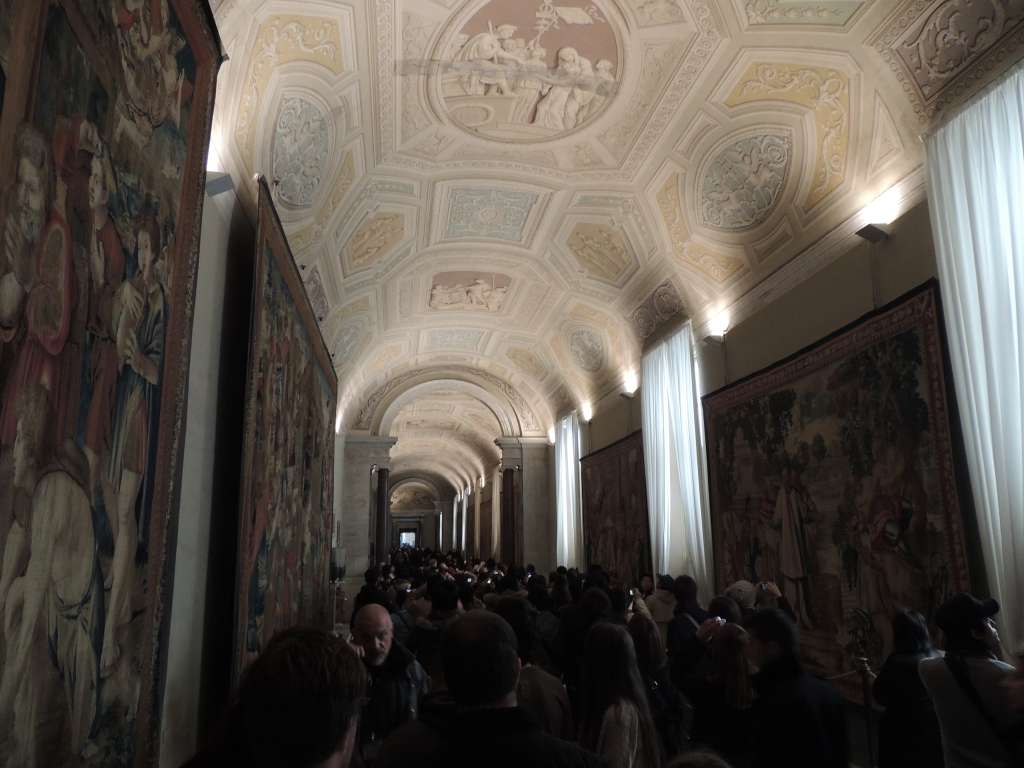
[580,622,662,768]
[688,622,754,767]
[628,614,689,760]
[874,609,944,767]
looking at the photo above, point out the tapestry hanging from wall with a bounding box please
[0,1,220,764]
[581,431,653,586]
[703,281,972,697]
[233,177,338,682]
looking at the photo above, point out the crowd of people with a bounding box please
[188,547,1024,768]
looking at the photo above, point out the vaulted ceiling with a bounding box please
[209,0,1024,492]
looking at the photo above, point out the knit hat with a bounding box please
[725,580,756,611]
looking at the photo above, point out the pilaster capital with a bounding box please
[344,435,398,467]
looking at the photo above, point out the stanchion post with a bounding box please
[855,656,876,768]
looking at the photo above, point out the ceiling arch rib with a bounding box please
[389,475,444,502]
[390,463,465,497]
[391,444,476,493]
[380,379,515,439]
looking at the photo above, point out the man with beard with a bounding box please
[0,125,51,376]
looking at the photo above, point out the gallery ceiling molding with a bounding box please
[210,0,1024,491]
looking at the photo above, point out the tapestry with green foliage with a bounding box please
[703,282,971,698]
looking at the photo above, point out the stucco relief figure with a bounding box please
[565,56,595,128]
[454,23,520,96]
[430,278,508,312]
[440,2,619,140]
[535,47,582,130]
[510,46,549,124]
[587,59,615,117]
[635,0,684,25]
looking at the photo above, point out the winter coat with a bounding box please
[750,655,848,768]
[873,652,944,768]
[360,641,430,749]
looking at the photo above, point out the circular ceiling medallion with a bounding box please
[437,0,621,143]
[569,328,605,372]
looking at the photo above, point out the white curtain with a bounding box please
[642,323,714,602]
[461,490,469,553]
[927,64,1024,655]
[555,412,585,568]
[451,498,458,553]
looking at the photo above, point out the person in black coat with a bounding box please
[351,604,430,763]
[379,611,603,768]
[688,622,754,767]
[872,609,944,767]
[745,609,848,768]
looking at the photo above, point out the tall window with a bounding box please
[451,497,458,552]
[641,322,713,601]
[927,64,1024,653]
[461,490,469,553]
[555,412,584,568]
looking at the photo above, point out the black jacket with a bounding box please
[873,652,944,768]
[750,656,848,768]
[360,642,429,748]
[378,699,605,768]
[689,676,754,766]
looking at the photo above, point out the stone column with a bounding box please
[494,438,554,572]
[473,485,482,558]
[520,438,554,575]
[340,436,396,596]
[374,467,390,565]
[495,438,523,565]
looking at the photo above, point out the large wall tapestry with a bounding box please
[234,178,338,682]
[0,1,220,764]
[703,282,971,695]
[581,431,652,586]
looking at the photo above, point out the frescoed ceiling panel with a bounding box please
[210,0,1024,492]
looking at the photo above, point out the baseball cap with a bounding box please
[935,592,999,633]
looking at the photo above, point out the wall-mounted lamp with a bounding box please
[479,475,486,489]
[704,308,731,344]
[622,369,639,398]
[547,426,557,445]
[370,463,378,475]
[581,401,594,423]
[857,187,901,242]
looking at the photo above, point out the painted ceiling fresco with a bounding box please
[210,0,1024,491]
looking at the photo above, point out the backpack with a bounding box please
[646,673,691,759]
